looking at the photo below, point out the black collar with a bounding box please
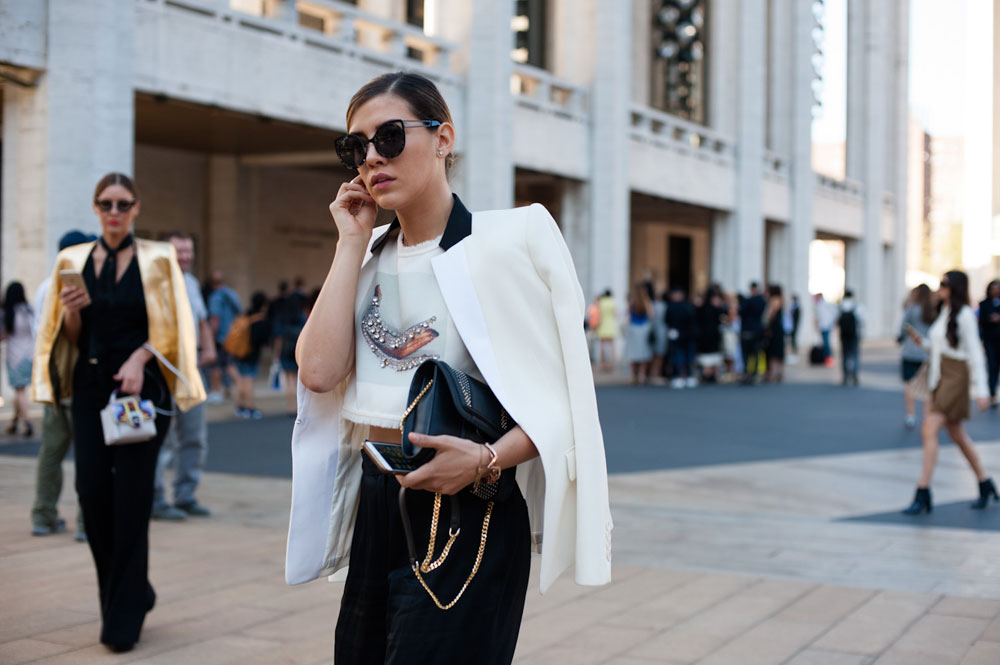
[369,194,471,256]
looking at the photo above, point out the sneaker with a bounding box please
[904,415,918,429]
[175,501,211,517]
[670,378,685,389]
[31,518,67,536]
[151,504,187,521]
[234,406,250,419]
[249,409,263,420]
[685,377,699,388]
[206,392,224,405]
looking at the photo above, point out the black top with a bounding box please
[696,303,725,354]
[980,298,1000,342]
[665,300,696,344]
[739,294,767,333]
[79,253,148,363]
[242,317,272,366]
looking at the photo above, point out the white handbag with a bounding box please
[98,343,193,446]
[100,392,158,445]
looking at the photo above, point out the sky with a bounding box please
[813,0,972,144]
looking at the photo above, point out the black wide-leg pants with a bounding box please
[335,455,531,665]
[72,357,170,646]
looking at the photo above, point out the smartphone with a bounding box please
[363,440,422,475]
[903,322,920,337]
[59,269,88,295]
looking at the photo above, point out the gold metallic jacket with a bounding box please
[32,239,206,412]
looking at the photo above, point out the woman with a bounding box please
[763,285,785,383]
[626,283,653,385]
[595,289,617,372]
[285,72,612,664]
[32,173,204,652]
[650,290,669,382]
[234,292,271,419]
[978,280,1000,407]
[3,282,34,437]
[903,270,997,515]
[900,284,935,428]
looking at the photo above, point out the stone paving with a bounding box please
[4,342,1000,663]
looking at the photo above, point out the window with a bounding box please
[511,0,547,69]
[650,0,708,124]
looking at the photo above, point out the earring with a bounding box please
[437,150,444,156]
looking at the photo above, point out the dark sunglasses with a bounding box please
[940,281,950,288]
[335,119,441,170]
[95,199,136,213]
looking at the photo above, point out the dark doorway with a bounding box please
[668,235,692,295]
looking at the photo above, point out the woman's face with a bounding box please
[989,283,1000,299]
[939,277,951,299]
[93,183,140,238]
[347,94,453,212]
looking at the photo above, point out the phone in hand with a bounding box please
[363,440,423,475]
[59,270,88,296]
[903,322,920,338]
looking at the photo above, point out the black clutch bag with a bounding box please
[400,359,516,502]
[397,359,517,610]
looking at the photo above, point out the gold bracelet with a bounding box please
[472,445,486,494]
[483,443,501,485]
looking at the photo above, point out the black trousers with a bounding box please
[985,338,1000,398]
[72,357,171,646]
[335,455,531,665]
[740,331,762,377]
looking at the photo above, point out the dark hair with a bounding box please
[602,289,612,298]
[913,283,935,325]
[987,280,1000,299]
[278,280,289,293]
[749,281,759,290]
[249,291,268,315]
[93,172,139,201]
[943,270,970,348]
[844,289,854,299]
[3,282,28,334]
[768,284,783,298]
[346,72,456,171]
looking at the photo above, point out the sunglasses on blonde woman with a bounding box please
[335,119,441,170]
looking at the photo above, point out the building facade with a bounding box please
[1,0,909,342]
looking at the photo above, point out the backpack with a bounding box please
[839,309,858,342]
[222,313,265,359]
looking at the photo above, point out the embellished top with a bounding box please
[342,228,483,429]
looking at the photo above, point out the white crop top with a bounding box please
[342,230,483,428]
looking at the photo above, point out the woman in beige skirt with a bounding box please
[903,270,998,514]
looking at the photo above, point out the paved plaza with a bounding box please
[3,342,1000,664]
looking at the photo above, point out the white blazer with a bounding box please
[285,197,613,593]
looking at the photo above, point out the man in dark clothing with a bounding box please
[739,282,767,384]
[838,289,864,386]
[665,287,698,388]
[979,280,1000,405]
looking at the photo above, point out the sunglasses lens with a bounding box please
[118,200,134,212]
[335,135,365,169]
[373,122,405,159]
[97,200,113,212]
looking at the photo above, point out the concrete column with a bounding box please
[844,0,866,181]
[1,0,134,296]
[558,179,591,296]
[550,0,596,86]
[767,0,794,156]
[732,0,767,289]
[587,0,632,305]
[711,211,736,291]
[708,0,740,136]
[890,0,910,324]
[857,1,889,335]
[844,238,862,296]
[434,0,514,211]
[788,0,818,345]
[766,223,789,287]
[631,0,651,105]
[206,156,252,299]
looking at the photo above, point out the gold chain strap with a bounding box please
[420,492,460,573]
[413,498,494,610]
[399,378,434,436]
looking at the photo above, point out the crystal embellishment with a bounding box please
[361,284,440,371]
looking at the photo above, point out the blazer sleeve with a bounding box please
[524,204,613,585]
[962,308,989,398]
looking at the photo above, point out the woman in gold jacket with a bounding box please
[32,172,204,653]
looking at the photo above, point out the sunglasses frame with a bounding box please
[94,199,137,213]
[335,119,442,170]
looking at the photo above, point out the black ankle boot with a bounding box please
[902,487,932,515]
[971,478,999,510]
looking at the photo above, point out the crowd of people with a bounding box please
[587,280,804,387]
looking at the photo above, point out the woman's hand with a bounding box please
[114,347,152,396]
[58,286,91,313]
[977,396,991,412]
[906,330,924,346]
[398,433,484,496]
[330,175,378,242]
